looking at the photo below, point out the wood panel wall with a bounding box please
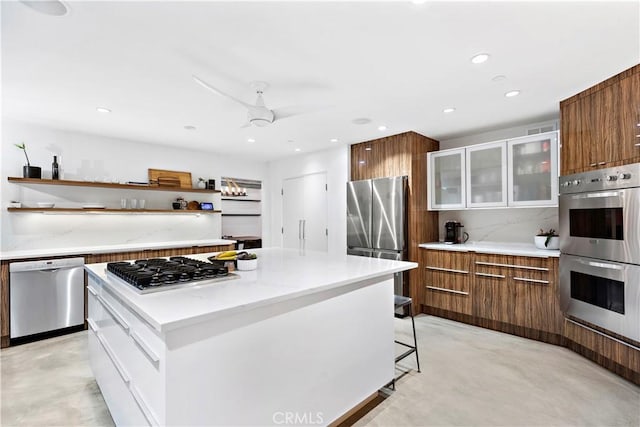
[350,131,440,313]
[0,243,234,348]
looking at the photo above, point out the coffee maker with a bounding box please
[444,221,469,244]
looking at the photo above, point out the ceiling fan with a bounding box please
[193,75,303,127]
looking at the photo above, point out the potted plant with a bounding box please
[535,228,559,250]
[15,142,41,178]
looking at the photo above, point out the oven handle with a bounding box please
[575,259,623,270]
[570,191,621,200]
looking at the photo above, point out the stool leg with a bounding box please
[410,302,421,373]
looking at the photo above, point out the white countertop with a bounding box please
[85,248,418,332]
[418,241,560,258]
[0,239,236,261]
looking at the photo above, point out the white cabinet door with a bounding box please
[282,173,328,252]
[507,131,559,207]
[466,141,507,208]
[428,149,466,210]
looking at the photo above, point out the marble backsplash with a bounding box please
[437,207,559,244]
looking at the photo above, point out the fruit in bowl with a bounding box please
[236,252,258,271]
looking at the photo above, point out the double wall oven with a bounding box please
[559,163,640,343]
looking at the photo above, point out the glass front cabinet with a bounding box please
[428,131,558,210]
[465,141,507,208]
[428,148,465,210]
[507,132,558,207]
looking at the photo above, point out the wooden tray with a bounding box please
[148,169,192,189]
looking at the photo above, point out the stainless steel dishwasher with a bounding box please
[10,257,85,339]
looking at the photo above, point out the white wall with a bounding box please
[266,146,348,254]
[437,118,560,243]
[1,120,269,252]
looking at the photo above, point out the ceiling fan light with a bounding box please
[250,118,272,127]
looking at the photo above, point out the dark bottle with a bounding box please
[52,156,59,180]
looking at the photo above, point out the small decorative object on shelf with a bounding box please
[197,177,207,189]
[207,179,216,190]
[15,142,41,179]
[52,156,60,180]
[535,228,559,250]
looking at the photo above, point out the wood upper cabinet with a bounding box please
[421,249,472,315]
[560,64,640,175]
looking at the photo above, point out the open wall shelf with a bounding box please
[8,177,220,193]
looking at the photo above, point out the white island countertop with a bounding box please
[85,247,417,333]
[0,239,236,260]
[419,241,560,258]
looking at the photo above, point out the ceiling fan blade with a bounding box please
[192,75,252,108]
[272,105,326,121]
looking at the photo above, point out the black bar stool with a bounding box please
[393,295,420,374]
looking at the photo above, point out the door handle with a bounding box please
[298,220,302,240]
[302,219,306,240]
[571,191,620,199]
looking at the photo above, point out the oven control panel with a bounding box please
[559,163,640,194]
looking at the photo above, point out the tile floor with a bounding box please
[1,315,639,426]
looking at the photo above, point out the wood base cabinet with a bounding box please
[420,248,562,344]
[473,254,562,343]
[564,318,640,385]
[421,249,472,316]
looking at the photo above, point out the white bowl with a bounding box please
[534,235,559,250]
[236,258,257,271]
[37,202,55,208]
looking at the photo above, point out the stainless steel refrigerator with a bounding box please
[347,176,408,296]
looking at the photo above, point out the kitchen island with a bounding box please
[85,248,417,426]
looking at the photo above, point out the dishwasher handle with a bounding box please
[9,257,85,273]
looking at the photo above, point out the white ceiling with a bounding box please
[2,1,639,161]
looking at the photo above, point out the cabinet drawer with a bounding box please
[424,249,471,272]
[424,286,472,315]
[475,253,550,271]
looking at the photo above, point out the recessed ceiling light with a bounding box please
[471,53,490,64]
[247,138,255,143]
[378,125,387,131]
[443,108,456,114]
[505,90,521,98]
[20,0,68,16]
[491,75,507,82]
[96,107,111,113]
[365,147,372,151]
[359,160,365,165]
[352,118,372,125]
[295,148,301,152]
[330,138,338,143]
[184,125,196,130]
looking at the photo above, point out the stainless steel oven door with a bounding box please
[560,254,640,342]
[559,187,640,264]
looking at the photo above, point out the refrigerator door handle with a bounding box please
[298,220,302,240]
[302,219,306,240]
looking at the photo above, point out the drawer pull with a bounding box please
[475,272,506,279]
[425,266,469,274]
[590,163,597,167]
[87,286,98,296]
[426,285,469,296]
[130,384,159,426]
[96,331,130,384]
[598,162,606,165]
[98,296,130,332]
[131,332,160,363]
[513,277,549,284]
[87,318,99,332]
[475,261,548,271]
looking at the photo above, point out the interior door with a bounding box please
[282,172,328,252]
[282,176,305,249]
[302,172,328,252]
